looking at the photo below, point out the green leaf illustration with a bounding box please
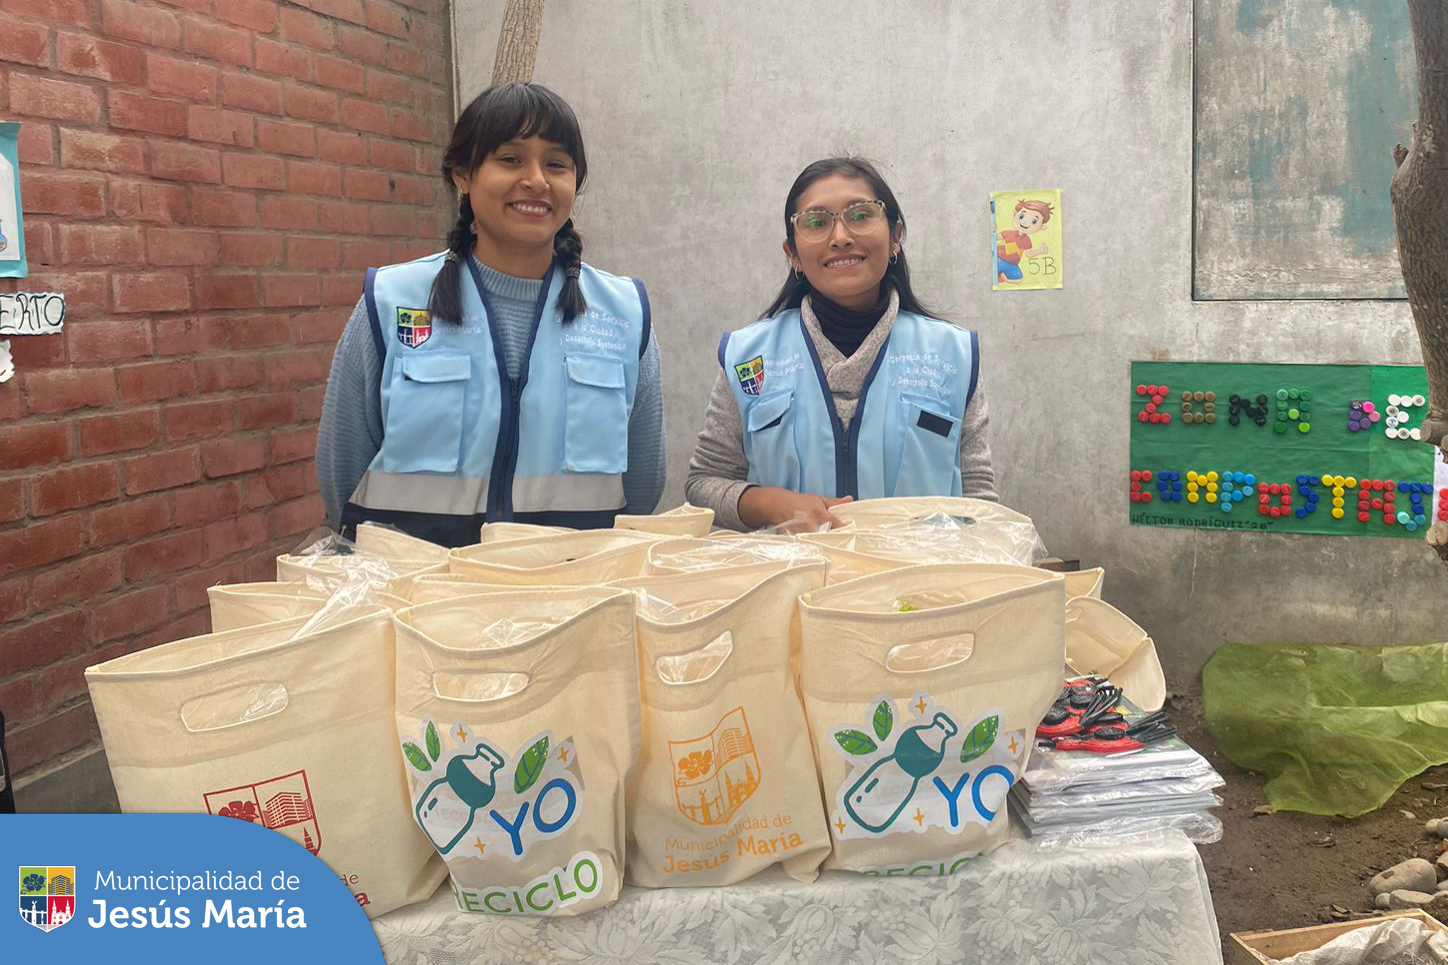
[959,715,1000,763]
[425,721,441,762]
[514,736,550,793]
[872,700,893,741]
[402,742,431,772]
[834,729,878,756]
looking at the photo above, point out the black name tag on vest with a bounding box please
[917,410,953,437]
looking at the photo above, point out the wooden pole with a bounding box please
[491,0,547,85]
[1392,0,1448,562]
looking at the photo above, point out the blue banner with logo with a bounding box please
[1,814,382,963]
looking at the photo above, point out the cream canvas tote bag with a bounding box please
[613,503,715,537]
[613,562,832,887]
[1063,596,1166,711]
[393,587,639,917]
[208,582,409,632]
[645,536,825,575]
[479,521,572,544]
[829,496,1033,530]
[85,605,445,917]
[1062,566,1105,600]
[275,552,445,596]
[354,521,450,561]
[447,530,659,586]
[208,582,329,632]
[798,564,1065,874]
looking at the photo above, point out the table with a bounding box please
[373,830,1222,964]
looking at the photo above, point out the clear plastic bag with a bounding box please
[808,563,1051,613]
[652,629,734,684]
[1017,772,1225,809]
[625,587,733,625]
[1021,741,1220,793]
[1009,798,1224,846]
[396,586,624,651]
[802,513,1048,570]
[1020,792,1224,823]
[645,535,825,574]
[278,527,445,598]
[448,529,660,585]
[279,529,421,638]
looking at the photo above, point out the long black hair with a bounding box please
[759,156,936,320]
[428,82,589,324]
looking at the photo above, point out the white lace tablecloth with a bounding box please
[373,830,1222,965]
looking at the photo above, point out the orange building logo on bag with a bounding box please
[204,769,322,856]
[669,707,761,826]
[19,865,75,933]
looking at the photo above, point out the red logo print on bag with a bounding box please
[204,769,322,856]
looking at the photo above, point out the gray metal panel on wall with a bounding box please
[1193,0,1417,299]
[451,0,1448,681]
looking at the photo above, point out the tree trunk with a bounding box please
[491,0,547,85]
[1392,0,1448,563]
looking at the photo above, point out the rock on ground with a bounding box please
[1369,858,1437,898]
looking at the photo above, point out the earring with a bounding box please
[792,266,803,279]
[889,250,900,265]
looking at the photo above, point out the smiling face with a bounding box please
[452,135,578,276]
[784,174,900,312]
[1014,205,1047,234]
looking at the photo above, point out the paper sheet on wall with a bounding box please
[1129,361,1438,538]
[0,122,26,278]
[991,189,1061,291]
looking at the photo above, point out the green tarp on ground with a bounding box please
[1204,641,1448,817]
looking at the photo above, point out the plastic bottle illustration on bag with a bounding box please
[414,742,506,854]
[403,722,580,861]
[843,711,958,832]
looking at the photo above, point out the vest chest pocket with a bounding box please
[382,353,471,473]
[564,353,629,474]
[892,392,961,496]
[743,388,801,491]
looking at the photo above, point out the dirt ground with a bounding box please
[1170,692,1448,954]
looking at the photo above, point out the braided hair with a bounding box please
[429,82,589,324]
[759,156,936,321]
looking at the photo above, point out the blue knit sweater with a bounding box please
[316,258,667,530]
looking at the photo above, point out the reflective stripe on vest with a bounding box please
[343,251,648,545]
[720,309,977,500]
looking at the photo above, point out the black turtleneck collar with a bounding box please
[808,286,891,359]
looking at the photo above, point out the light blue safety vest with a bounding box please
[720,309,977,499]
[342,251,648,546]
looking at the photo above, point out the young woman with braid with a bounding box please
[317,83,665,546]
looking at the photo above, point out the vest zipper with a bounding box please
[499,381,522,517]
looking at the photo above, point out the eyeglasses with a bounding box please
[789,199,887,241]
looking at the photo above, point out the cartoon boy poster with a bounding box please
[991,190,1061,291]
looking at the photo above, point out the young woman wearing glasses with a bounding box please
[686,157,996,531]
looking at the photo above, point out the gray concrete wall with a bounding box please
[453,0,1448,683]
[1194,0,1416,298]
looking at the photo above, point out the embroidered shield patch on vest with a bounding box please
[397,308,432,348]
[734,355,765,396]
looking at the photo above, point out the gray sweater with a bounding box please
[685,291,997,530]
[316,258,666,529]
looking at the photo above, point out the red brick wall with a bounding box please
[0,0,453,783]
